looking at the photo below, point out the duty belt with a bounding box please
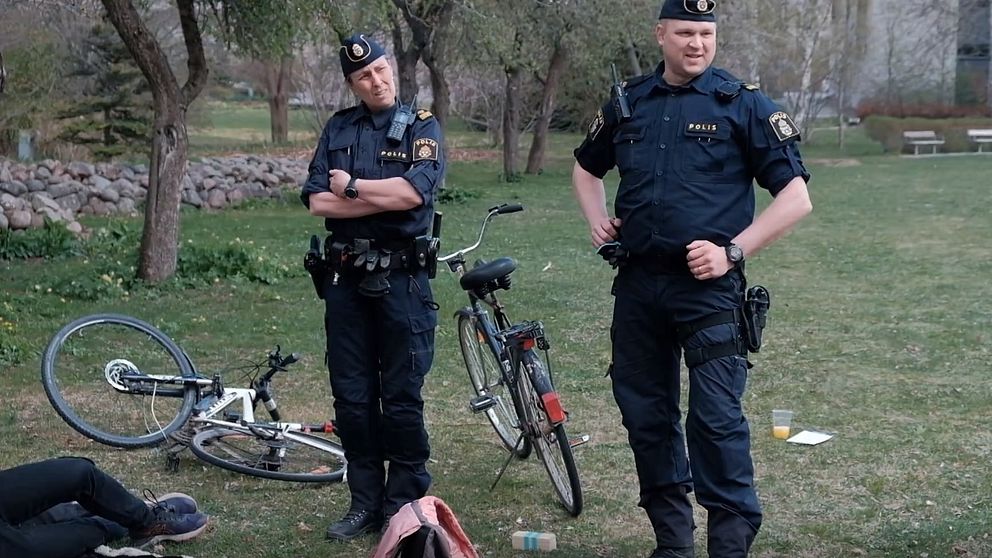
[627,252,691,275]
[326,238,416,273]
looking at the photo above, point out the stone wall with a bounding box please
[0,156,310,233]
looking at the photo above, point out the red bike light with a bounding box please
[522,338,536,350]
[541,392,566,424]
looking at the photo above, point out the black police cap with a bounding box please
[659,0,717,22]
[339,34,387,78]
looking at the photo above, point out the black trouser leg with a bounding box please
[610,268,695,549]
[378,272,435,516]
[0,457,153,558]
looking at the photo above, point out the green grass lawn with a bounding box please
[2,106,992,557]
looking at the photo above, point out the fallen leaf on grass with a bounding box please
[297,521,313,533]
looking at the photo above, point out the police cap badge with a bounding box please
[339,34,387,78]
[658,0,716,21]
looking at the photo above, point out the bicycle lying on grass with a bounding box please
[440,203,585,517]
[41,314,346,483]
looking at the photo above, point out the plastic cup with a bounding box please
[772,409,794,440]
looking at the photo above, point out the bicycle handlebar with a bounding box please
[438,203,524,263]
[494,203,523,215]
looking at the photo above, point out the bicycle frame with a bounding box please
[436,205,584,515]
[441,204,566,432]
[110,355,335,437]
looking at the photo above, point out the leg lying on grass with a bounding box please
[0,457,209,558]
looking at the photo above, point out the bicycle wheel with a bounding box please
[190,426,347,483]
[457,312,531,458]
[517,350,583,516]
[41,314,197,448]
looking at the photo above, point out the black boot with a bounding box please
[325,509,384,541]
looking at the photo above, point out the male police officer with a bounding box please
[301,33,445,541]
[572,1,812,557]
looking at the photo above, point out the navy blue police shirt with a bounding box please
[301,101,445,241]
[574,63,810,256]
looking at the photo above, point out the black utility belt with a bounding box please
[326,238,416,273]
[304,235,439,299]
[627,252,691,275]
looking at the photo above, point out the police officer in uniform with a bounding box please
[572,2,812,557]
[301,33,445,541]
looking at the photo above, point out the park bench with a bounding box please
[902,130,945,155]
[966,129,992,153]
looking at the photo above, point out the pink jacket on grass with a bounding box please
[371,496,479,558]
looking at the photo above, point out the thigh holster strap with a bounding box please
[676,309,745,368]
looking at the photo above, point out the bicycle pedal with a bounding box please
[469,395,498,414]
[569,434,591,449]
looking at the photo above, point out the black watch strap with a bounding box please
[344,176,359,199]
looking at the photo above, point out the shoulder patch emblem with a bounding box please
[588,109,605,140]
[743,83,760,91]
[769,111,800,142]
[413,138,439,161]
[417,109,433,120]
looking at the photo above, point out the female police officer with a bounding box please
[301,33,445,541]
[572,2,812,557]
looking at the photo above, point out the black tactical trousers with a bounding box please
[323,269,437,517]
[610,265,761,557]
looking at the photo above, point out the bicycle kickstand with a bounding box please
[490,433,526,492]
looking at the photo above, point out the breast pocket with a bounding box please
[326,137,354,173]
[681,123,732,177]
[378,146,413,180]
[612,126,646,175]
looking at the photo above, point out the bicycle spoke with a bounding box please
[42,315,195,448]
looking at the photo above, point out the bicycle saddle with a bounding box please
[460,257,517,291]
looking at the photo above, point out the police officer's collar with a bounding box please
[346,100,399,129]
[650,62,716,94]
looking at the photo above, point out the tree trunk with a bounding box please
[101,0,207,283]
[393,0,455,134]
[264,56,291,144]
[425,57,450,131]
[502,63,523,181]
[422,19,454,133]
[526,41,568,174]
[141,110,188,282]
[390,10,420,102]
[625,38,642,76]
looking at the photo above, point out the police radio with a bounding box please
[610,63,632,122]
[387,94,418,143]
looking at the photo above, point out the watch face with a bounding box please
[345,187,358,199]
[728,245,744,262]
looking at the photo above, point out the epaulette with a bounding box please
[715,81,743,103]
[416,109,434,121]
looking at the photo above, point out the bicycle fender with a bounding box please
[454,307,473,319]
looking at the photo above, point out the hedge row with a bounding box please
[863,116,992,154]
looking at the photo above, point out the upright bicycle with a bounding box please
[439,204,584,517]
[41,314,346,483]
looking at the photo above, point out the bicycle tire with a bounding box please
[518,350,583,516]
[457,312,531,459]
[41,313,197,449]
[190,426,347,483]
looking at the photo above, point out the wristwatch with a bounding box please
[343,177,359,200]
[725,243,744,266]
